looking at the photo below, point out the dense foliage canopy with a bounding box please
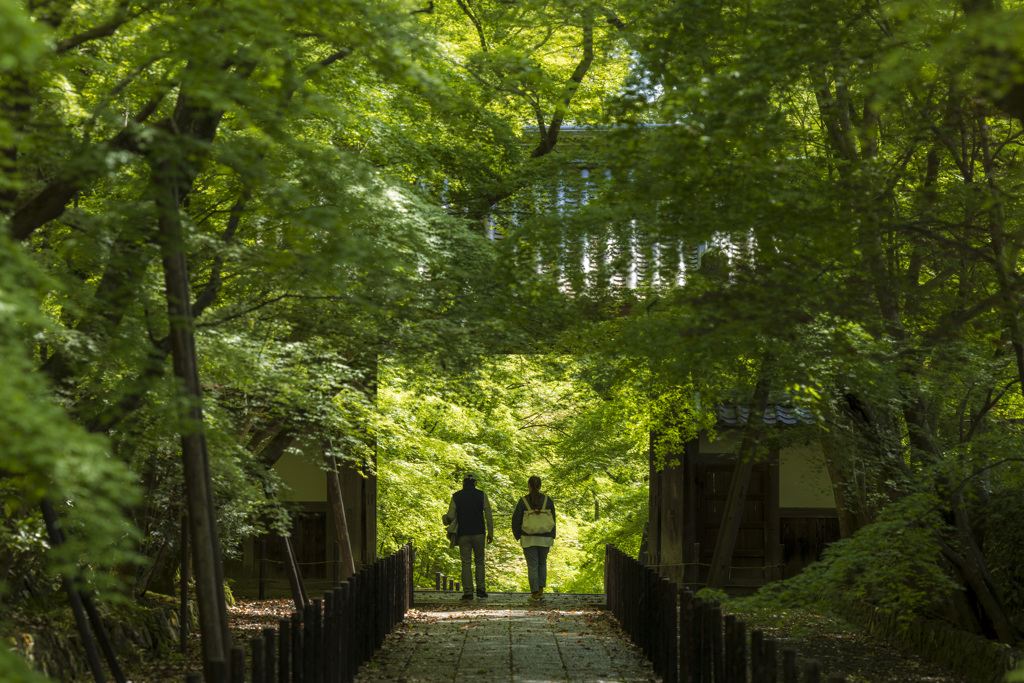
[4,0,1024,676]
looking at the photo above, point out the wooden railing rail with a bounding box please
[605,544,846,683]
[186,544,414,683]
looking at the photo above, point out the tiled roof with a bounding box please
[717,402,816,426]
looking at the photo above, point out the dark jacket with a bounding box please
[451,485,492,536]
[512,493,557,541]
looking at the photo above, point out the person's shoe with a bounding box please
[476,591,488,598]
[529,591,541,601]
[461,593,474,600]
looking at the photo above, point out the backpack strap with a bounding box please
[522,495,548,511]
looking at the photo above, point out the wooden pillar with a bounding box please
[326,456,357,581]
[648,434,662,569]
[661,455,685,585]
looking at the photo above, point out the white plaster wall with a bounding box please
[271,443,326,502]
[779,444,834,508]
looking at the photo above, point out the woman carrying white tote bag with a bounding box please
[511,475,556,601]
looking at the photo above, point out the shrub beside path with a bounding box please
[355,592,658,682]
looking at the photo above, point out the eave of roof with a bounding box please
[716,403,817,426]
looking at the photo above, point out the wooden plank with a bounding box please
[649,441,662,567]
[683,438,699,584]
[767,452,781,581]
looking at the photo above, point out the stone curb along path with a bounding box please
[355,592,659,682]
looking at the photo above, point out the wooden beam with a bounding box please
[326,455,357,580]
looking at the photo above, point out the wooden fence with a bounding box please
[605,545,847,683]
[187,544,413,683]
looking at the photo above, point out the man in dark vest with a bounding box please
[445,472,494,599]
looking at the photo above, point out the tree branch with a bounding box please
[455,0,488,51]
[11,125,145,241]
[55,1,137,54]
[531,12,594,158]
[192,197,246,320]
[600,6,625,30]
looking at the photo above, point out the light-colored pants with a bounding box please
[459,534,487,594]
[523,545,550,593]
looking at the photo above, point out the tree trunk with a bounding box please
[942,501,1019,643]
[706,374,772,589]
[155,161,231,681]
[900,400,1021,644]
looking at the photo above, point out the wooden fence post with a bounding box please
[323,590,335,683]
[680,591,694,683]
[387,554,394,636]
[764,637,778,683]
[311,598,322,683]
[376,560,386,649]
[290,612,303,683]
[407,545,413,614]
[364,566,375,662]
[262,626,276,683]
[750,630,764,683]
[644,567,655,663]
[734,619,746,683]
[351,572,362,672]
[701,601,713,683]
[783,649,798,683]
[710,605,723,683]
[696,598,704,683]
[251,636,264,683]
[230,647,245,683]
[724,614,736,683]
[601,545,851,683]
[664,579,678,683]
[209,659,225,683]
[277,619,290,683]
[337,581,350,683]
[340,582,352,683]
[302,603,314,683]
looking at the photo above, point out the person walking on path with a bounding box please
[446,472,494,600]
[512,475,556,601]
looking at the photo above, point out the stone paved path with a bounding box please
[355,592,658,682]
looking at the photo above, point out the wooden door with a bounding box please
[695,462,771,589]
[293,510,328,579]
